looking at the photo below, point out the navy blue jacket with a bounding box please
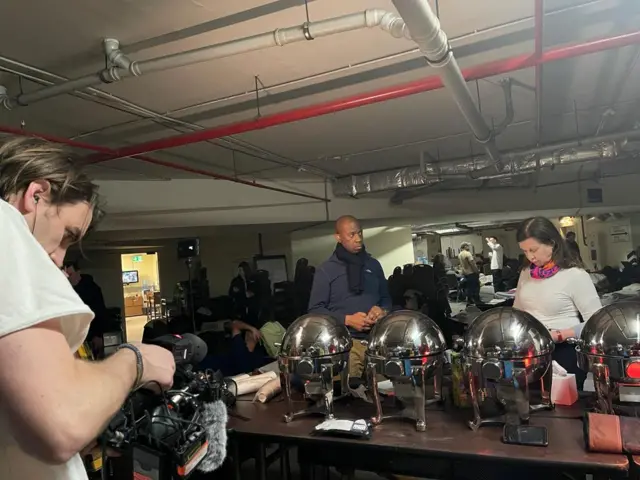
[308,252,391,337]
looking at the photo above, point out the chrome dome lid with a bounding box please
[579,301,640,357]
[464,307,554,360]
[366,310,446,359]
[279,314,352,358]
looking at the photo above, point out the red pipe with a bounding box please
[534,0,545,142]
[90,30,640,161]
[0,125,329,202]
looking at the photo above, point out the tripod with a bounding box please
[185,257,196,333]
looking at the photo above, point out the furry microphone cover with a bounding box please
[197,400,228,473]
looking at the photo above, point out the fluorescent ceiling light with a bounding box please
[433,227,465,235]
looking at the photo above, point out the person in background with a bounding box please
[229,261,253,320]
[308,215,391,378]
[458,242,481,305]
[387,266,405,308]
[565,231,583,263]
[64,261,114,356]
[486,236,505,292]
[514,217,601,388]
[432,253,447,284]
[293,258,313,317]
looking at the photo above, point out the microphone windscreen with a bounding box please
[197,400,228,473]
[182,333,208,364]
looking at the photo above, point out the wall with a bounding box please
[78,231,292,307]
[95,168,640,232]
[412,234,440,263]
[630,214,640,251]
[440,228,520,261]
[582,217,633,269]
[291,225,414,277]
[121,253,160,296]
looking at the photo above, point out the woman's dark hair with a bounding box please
[392,266,402,277]
[238,261,252,279]
[516,217,582,269]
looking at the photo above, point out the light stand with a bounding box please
[185,257,196,333]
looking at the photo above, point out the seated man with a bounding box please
[199,320,283,377]
[308,215,391,378]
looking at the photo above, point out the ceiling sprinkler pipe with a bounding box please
[0,9,407,109]
[83,30,640,166]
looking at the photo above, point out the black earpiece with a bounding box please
[34,195,40,204]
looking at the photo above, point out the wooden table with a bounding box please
[228,396,629,480]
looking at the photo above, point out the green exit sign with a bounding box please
[132,255,143,262]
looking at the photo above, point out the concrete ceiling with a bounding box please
[0,0,639,231]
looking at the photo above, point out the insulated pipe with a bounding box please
[534,0,545,143]
[89,29,640,164]
[332,129,640,197]
[0,125,328,202]
[391,0,502,170]
[0,10,406,108]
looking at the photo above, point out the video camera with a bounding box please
[98,333,234,479]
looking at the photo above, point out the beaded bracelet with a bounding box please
[117,343,144,390]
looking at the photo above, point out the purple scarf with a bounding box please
[530,261,560,279]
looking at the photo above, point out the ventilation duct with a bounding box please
[332,130,639,197]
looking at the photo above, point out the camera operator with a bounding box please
[0,137,176,479]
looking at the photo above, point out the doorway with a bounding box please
[121,252,161,342]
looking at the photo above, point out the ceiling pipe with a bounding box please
[66,0,611,142]
[0,125,329,202]
[86,29,640,165]
[391,0,502,171]
[0,10,409,109]
[333,129,640,197]
[534,0,545,143]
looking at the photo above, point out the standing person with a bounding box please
[308,215,391,378]
[565,231,583,263]
[514,217,601,388]
[64,261,114,356]
[458,242,481,305]
[229,261,253,320]
[486,236,505,292]
[0,137,176,479]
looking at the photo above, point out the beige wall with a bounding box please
[121,252,160,296]
[291,226,415,277]
[583,217,633,269]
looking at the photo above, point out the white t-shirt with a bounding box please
[513,267,602,330]
[487,241,504,270]
[0,199,93,480]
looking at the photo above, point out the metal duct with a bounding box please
[332,131,639,197]
[339,168,442,197]
[391,0,503,171]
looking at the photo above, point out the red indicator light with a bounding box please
[626,362,640,379]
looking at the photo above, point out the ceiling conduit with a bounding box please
[332,129,640,198]
[0,124,329,202]
[83,29,640,166]
[0,9,410,109]
[391,0,503,171]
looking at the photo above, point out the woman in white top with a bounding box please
[514,216,601,388]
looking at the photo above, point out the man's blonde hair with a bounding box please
[0,136,103,224]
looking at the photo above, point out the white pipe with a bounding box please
[391,0,502,169]
[0,9,405,109]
